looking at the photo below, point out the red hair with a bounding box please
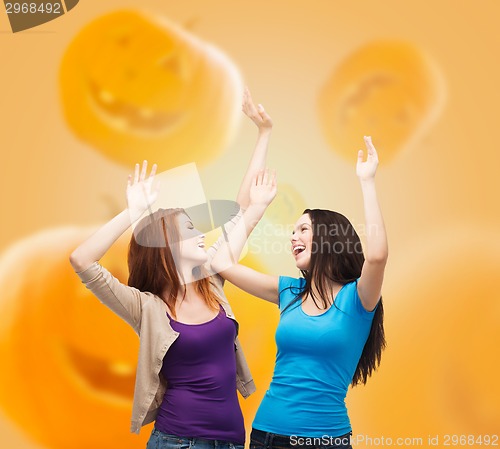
[127,208,221,318]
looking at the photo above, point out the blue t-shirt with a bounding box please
[252,276,377,437]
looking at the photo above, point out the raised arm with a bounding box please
[236,87,273,210]
[69,161,160,330]
[212,169,279,303]
[69,161,159,271]
[206,89,273,267]
[356,136,388,311]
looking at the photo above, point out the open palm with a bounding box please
[357,136,379,180]
[242,87,273,131]
[127,161,160,222]
[250,168,277,208]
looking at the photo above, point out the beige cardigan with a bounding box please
[75,213,255,434]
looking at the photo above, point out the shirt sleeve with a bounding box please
[352,279,379,319]
[75,261,149,334]
[278,276,305,311]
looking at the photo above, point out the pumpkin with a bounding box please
[0,227,141,448]
[59,9,243,169]
[266,183,306,227]
[346,230,500,442]
[318,41,445,162]
[0,227,277,449]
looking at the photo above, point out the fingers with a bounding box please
[364,135,378,158]
[358,136,379,179]
[242,87,256,114]
[148,163,158,182]
[271,168,277,186]
[242,87,248,110]
[131,161,157,185]
[134,163,140,184]
[243,102,257,118]
[243,87,269,125]
[263,167,269,186]
[256,168,264,185]
[258,103,272,122]
[140,160,148,181]
[255,168,277,186]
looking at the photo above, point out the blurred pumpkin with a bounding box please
[0,227,277,449]
[59,9,243,169]
[0,227,143,449]
[346,229,500,444]
[318,41,445,162]
[265,183,306,228]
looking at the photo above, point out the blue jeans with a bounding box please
[146,428,245,449]
[250,428,352,449]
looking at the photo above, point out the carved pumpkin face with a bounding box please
[0,228,276,448]
[60,10,242,169]
[0,228,140,448]
[318,41,445,162]
[266,183,306,227]
[346,231,500,439]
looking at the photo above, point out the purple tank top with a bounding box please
[155,307,245,444]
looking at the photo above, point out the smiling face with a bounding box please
[177,214,207,268]
[291,213,313,271]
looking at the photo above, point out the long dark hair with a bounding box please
[284,208,386,386]
[127,208,221,319]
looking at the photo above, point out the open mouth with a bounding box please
[197,242,205,249]
[292,245,306,256]
[87,79,188,135]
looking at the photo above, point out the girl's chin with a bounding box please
[187,256,209,268]
[295,262,309,271]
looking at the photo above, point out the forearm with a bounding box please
[360,179,388,263]
[69,209,133,272]
[236,129,272,209]
[211,204,267,272]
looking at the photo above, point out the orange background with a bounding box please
[1,1,499,448]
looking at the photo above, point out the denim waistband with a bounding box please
[251,428,352,448]
[152,428,243,447]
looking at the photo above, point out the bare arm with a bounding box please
[69,161,159,272]
[69,161,160,330]
[356,136,388,311]
[219,264,279,304]
[236,87,273,210]
[212,170,279,303]
[69,209,132,272]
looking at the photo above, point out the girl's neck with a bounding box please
[308,278,343,303]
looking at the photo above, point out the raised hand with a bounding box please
[127,160,160,222]
[357,136,379,181]
[250,168,277,209]
[242,86,273,132]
